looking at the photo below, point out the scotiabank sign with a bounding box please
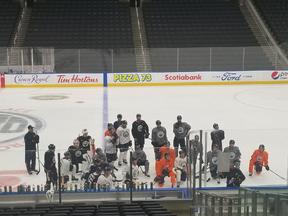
[165,74,202,81]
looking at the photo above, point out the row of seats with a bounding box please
[0,201,176,216]
[0,0,20,46]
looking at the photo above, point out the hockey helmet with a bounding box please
[195,135,199,139]
[179,150,186,156]
[82,129,88,134]
[95,166,102,173]
[104,166,112,173]
[136,113,141,117]
[156,120,161,125]
[73,139,79,144]
[177,115,182,120]
[229,139,235,144]
[135,145,141,150]
[117,114,122,118]
[93,158,101,164]
[122,120,127,125]
[95,148,102,153]
[131,157,137,161]
[48,144,55,150]
[259,144,265,150]
[27,125,34,129]
[64,151,70,157]
[164,152,171,158]
[213,123,219,129]
[212,144,218,150]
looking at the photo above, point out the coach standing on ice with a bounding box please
[173,115,191,157]
[24,125,39,174]
[132,114,149,150]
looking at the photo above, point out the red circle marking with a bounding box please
[0,176,21,187]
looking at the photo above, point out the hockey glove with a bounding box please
[126,172,131,179]
[265,165,270,171]
[34,135,40,143]
[162,168,169,177]
[254,161,260,166]
[233,178,242,187]
[128,140,132,147]
[144,133,150,139]
[69,164,73,171]
[154,175,164,184]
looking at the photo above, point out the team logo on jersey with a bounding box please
[257,156,263,162]
[157,131,164,139]
[82,141,89,147]
[212,157,218,165]
[75,150,82,157]
[230,152,235,160]
[178,127,184,133]
[0,111,45,145]
[123,131,129,138]
[137,125,143,132]
[180,161,187,168]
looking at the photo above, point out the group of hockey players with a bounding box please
[24,115,270,190]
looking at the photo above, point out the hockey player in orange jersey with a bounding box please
[249,144,269,176]
[154,152,176,187]
[159,141,175,163]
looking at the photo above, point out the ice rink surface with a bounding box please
[1,84,288,190]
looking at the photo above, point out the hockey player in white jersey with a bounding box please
[117,120,132,166]
[122,157,139,184]
[97,166,113,189]
[174,150,188,187]
[61,151,78,184]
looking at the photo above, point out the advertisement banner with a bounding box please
[108,72,205,86]
[263,71,288,81]
[209,71,254,82]
[5,73,103,87]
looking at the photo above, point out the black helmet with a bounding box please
[64,151,70,157]
[213,123,219,129]
[48,144,55,150]
[164,152,171,158]
[156,120,161,125]
[96,148,102,153]
[117,114,122,118]
[93,158,101,164]
[104,166,112,172]
[122,120,127,125]
[229,140,235,144]
[136,113,141,117]
[259,144,265,150]
[212,144,218,149]
[177,115,182,120]
[131,157,137,161]
[95,166,102,173]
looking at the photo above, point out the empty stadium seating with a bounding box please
[143,0,274,71]
[0,0,20,47]
[0,201,177,216]
[252,0,288,56]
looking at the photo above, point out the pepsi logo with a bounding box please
[271,71,279,80]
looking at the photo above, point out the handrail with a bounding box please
[246,0,288,69]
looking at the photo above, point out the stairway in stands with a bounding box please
[240,5,285,70]
[131,6,152,72]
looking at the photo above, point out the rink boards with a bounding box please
[1,70,288,88]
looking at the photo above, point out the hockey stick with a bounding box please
[36,143,41,175]
[270,169,286,180]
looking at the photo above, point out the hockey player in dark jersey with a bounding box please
[189,134,203,165]
[151,120,167,160]
[93,148,107,169]
[173,115,191,157]
[68,139,83,173]
[211,123,225,151]
[77,129,92,155]
[219,162,246,187]
[24,125,39,174]
[44,144,57,190]
[132,114,149,150]
[87,166,102,186]
[114,114,123,130]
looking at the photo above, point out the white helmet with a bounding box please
[73,139,79,145]
[82,129,88,134]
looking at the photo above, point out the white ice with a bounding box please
[0,84,288,191]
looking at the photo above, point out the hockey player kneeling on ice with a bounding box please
[249,144,269,176]
[219,162,245,187]
[207,144,221,183]
[151,120,167,160]
[87,166,102,186]
[93,148,107,168]
[97,166,113,189]
[132,145,150,177]
[61,151,78,184]
[77,129,94,159]
[155,153,176,188]
[159,141,175,163]
[104,128,119,179]
[68,139,83,173]
[174,151,188,188]
[82,158,102,181]
[224,139,241,169]
[122,157,139,184]
[117,120,132,166]
[44,144,57,190]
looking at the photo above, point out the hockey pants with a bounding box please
[210,167,218,179]
[249,160,262,174]
[25,150,36,172]
[176,169,187,183]
[137,160,149,173]
[157,171,176,187]
[46,170,57,190]
[173,137,186,157]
